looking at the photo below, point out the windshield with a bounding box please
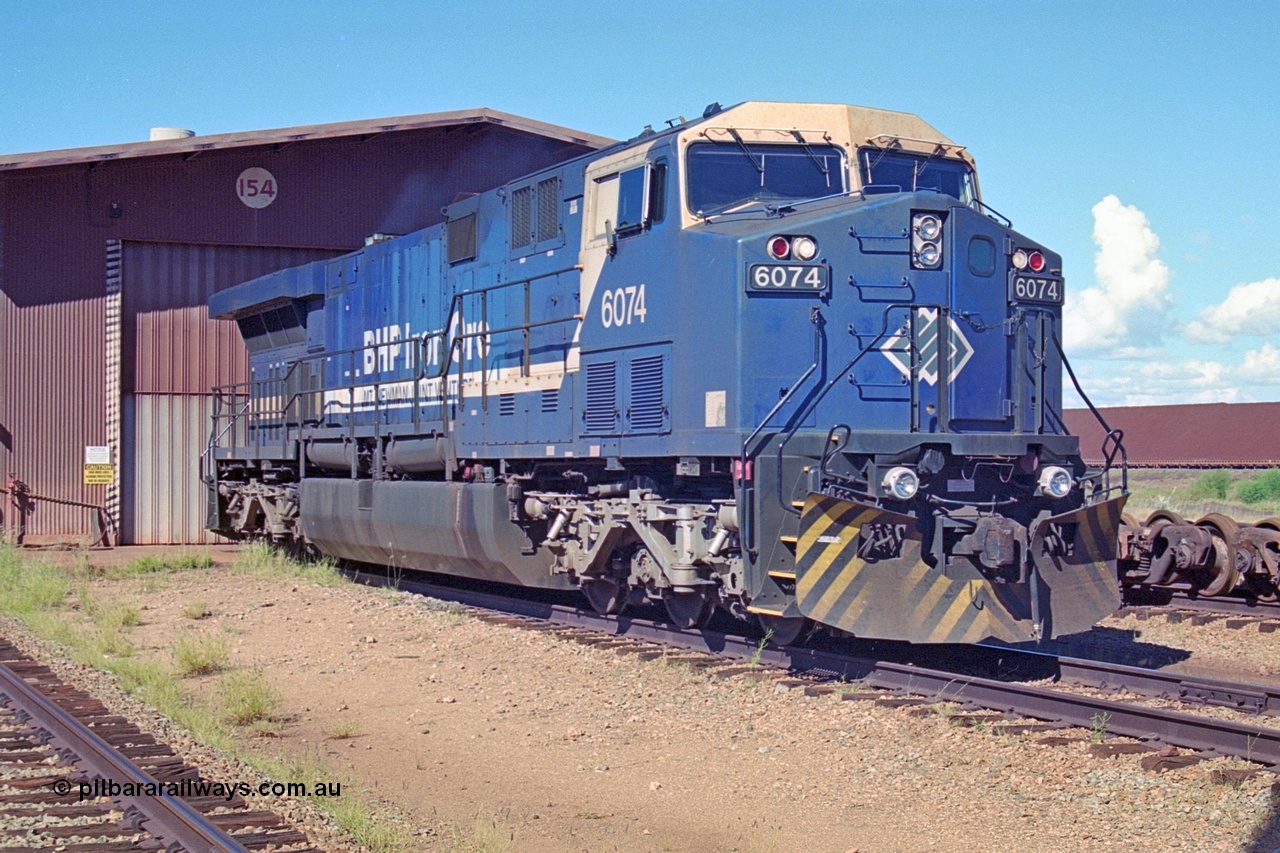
[686,142,845,215]
[859,149,977,205]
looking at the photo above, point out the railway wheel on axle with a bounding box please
[664,589,717,630]
[1194,514,1242,597]
[756,614,810,647]
[1247,519,1280,602]
[581,576,627,615]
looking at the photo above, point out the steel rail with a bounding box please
[1133,589,1280,619]
[987,645,1280,717]
[353,570,1280,766]
[0,659,251,853]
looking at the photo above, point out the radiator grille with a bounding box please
[584,361,617,433]
[628,354,665,432]
[536,178,560,242]
[511,185,533,249]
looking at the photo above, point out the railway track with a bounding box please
[0,639,318,852]
[350,570,1280,771]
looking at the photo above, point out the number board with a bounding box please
[1010,275,1063,305]
[748,264,829,295]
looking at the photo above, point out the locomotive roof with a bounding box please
[0,108,615,171]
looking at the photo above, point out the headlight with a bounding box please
[911,213,943,269]
[791,235,818,261]
[882,467,919,500]
[915,214,942,241]
[916,242,940,267]
[1039,466,1073,499]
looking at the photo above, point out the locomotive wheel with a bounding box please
[581,576,627,615]
[664,589,717,630]
[1121,512,1141,528]
[1194,514,1241,597]
[756,614,810,647]
[1256,518,1280,533]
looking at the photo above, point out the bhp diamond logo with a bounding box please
[879,308,974,386]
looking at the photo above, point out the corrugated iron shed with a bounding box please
[0,108,612,545]
[1064,402,1280,468]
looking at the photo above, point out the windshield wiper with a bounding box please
[790,130,829,177]
[727,129,764,175]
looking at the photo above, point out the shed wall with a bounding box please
[0,122,598,543]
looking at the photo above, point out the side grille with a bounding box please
[628,354,665,432]
[536,178,560,242]
[584,361,617,433]
[511,185,533,249]
[499,393,516,417]
[541,388,559,414]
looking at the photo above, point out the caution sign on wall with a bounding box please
[84,446,114,485]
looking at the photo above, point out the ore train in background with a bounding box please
[204,101,1128,645]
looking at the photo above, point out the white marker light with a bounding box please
[882,467,920,500]
[1012,249,1029,270]
[1039,466,1073,499]
[791,235,818,261]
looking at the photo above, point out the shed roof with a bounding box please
[1064,402,1280,468]
[0,108,615,171]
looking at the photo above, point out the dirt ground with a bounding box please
[25,547,1280,852]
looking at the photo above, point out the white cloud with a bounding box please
[1064,195,1172,353]
[1184,277,1280,344]
[1239,342,1280,383]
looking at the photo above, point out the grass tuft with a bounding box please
[0,547,70,614]
[233,541,346,586]
[221,669,284,726]
[182,599,212,620]
[174,633,230,676]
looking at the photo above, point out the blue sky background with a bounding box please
[3,1,1277,407]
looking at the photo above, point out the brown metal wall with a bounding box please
[121,242,343,544]
[0,123,597,543]
[1065,403,1280,468]
[124,241,338,394]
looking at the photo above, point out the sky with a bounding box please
[2,1,1277,408]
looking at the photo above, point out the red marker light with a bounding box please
[1028,251,1046,273]
[767,236,790,260]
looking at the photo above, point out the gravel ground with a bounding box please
[38,568,1280,849]
[0,613,362,853]
[7,549,1280,852]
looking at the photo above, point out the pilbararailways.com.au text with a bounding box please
[58,777,343,802]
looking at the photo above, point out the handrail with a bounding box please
[1052,330,1128,497]
[205,265,584,474]
[770,302,934,516]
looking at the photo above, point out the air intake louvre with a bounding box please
[499,393,516,417]
[511,185,533,249]
[628,354,665,432]
[541,389,559,414]
[536,178,560,242]
[584,361,617,433]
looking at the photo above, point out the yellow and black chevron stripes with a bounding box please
[792,493,1125,644]
[1028,495,1126,637]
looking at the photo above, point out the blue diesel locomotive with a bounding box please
[205,101,1126,645]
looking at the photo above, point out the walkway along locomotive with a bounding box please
[204,101,1127,645]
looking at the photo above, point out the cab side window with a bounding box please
[593,161,668,243]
